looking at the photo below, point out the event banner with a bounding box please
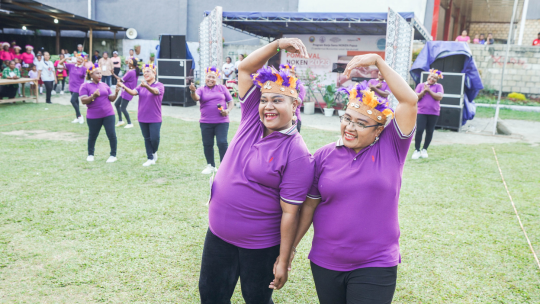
[281,34,386,87]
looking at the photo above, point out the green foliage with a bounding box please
[508,92,527,101]
[317,83,337,108]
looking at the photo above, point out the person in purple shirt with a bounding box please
[189,66,233,174]
[79,63,121,163]
[367,71,391,103]
[58,54,88,124]
[411,69,444,160]
[290,53,418,304]
[119,63,165,166]
[113,58,140,129]
[279,64,306,132]
[198,38,313,304]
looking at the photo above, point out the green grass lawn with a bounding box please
[475,106,540,122]
[1,103,539,303]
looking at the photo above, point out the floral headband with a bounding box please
[338,81,394,125]
[1,42,9,47]
[87,63,99,74]
[279,64,296,72]
[252,67,301,99]
[25,45,34,50]
[429,69,444,79]
[13,45,21,50]
[205,66,221,78]
[143,63,156,72]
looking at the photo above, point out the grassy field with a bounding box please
[475,106,540,122]
[1,103,539,303]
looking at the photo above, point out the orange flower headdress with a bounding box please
[251,66,300,99]
[338,81,394,125]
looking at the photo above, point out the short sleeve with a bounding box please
[134,84,141,94]
[436,84,444,95]
[65,63,73,73]
[79,83,89,96]
[157,83,165,95]
[307,150,323,199]
[122,70,132,82]
[415,83,423,93]
[222,85,232,102]
[196,87,203,99]
[279,155,315,205]
[105,84,112,95]
[380,118,415,164]
[37,62,43,71]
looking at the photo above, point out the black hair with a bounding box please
[226,56,232,61]
[129,49,134,52]
[94,50,99,54]
[130,58,140,76]
[8,60,15,66]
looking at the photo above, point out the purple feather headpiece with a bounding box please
[205,66,221,78]
[251,67,301,99]
[339,81,394,124]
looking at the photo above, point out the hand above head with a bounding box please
[189,83,196,92]
[344,54,382,79]
[278,38,309,58]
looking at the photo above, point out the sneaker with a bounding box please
[143,159,155,166]
[411,150,421,160]
[87,155,94,162]
[71,118,79,123]
[124,124,134,129]
[116,121,126,127]
[51,91,56,95]
[153,152,158,162]
[60,91,64,95]
[421,149,429,158]
[201,164,217,174]
[78,116,84,124]
[106,156,117,163]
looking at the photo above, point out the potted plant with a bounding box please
[299,68,326,115]
[336,89,348,116]
[318,84,337,117]
[134,44,141,55]
[149,52,155,63]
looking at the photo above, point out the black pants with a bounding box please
[112,68,121,85]
[415,114,439,151]
[200,122,229,167]
[0,85,17,99]
[311,262,397,304]
[70,91,81,118]
[297,119,302,133]
[139,122,161,160]
[87,115,117,157]
[115,97,131,124]
[199,229,279,304]
[43,81,54,103]
[53,78,65,91]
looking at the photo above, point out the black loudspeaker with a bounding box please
[437,107,462,130]
[157,59,194,107]
[162,87,195,107]
[430,55,467,73]
[170,35,186,59]
[159,35,171,59]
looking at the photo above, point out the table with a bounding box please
[0,78,39,104]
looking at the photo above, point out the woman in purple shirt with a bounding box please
[290,54,418,304]
[189,66,233,174]
[367,71,391,103]
[59,54,87,124]
[119,63,165,166]
[79,64,121,163]
[199,39,313,304]
[113,58,140,129]
[279,64,306,132]
[411,69,444,160]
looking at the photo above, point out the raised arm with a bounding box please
[108,85,121,101]
[238,38,308,98]
[189,82,200,101]
[117,81,138,96]
[344,54,418,135]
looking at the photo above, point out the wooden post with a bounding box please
[89,28,93,62]
[55,26,60,54]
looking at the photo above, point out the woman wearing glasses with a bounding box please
[287,54,418,304]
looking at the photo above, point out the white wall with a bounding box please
[298,0,428,24]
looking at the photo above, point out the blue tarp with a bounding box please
[410,41,484,125]
[206,11,430,41]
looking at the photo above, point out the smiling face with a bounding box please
[143,69,155,82]
[226,57,231,64]
[44,52,50,61]
[77,45,83,52]
[9,61,15,70]
[90,69,102,82]
[462,30,467,36]
[76,56,84,65]
[427,74,439,85]
[26,48,32,54]
[341,108,384,152]
[205,73,217,87]
[259,93,298,132]
[2,45,8,51]
[103,52,108,59]
[377,71,384,81]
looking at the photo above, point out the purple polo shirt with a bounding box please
[196,84,233,124]
[295,85,306,122]
[121,70,138,101]
[208,85,315,249]
[367,79,391,103]
[307,118,415,271]
[79,82,115,119]
[416,83,444,116]
[65,63,87,93]
[135,82,164,123]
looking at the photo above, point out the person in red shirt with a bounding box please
[8,41,16,54]
[533,32,540,46]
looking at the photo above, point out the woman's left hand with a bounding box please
[115,85,121,93]
[269,260,289,290]
[220,109,229,117]
[344,54,381,79]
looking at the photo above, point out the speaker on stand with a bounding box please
[421,71,465,131]
[157,59,195,107]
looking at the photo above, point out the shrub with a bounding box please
[507,92,526,101]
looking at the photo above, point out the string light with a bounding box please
[54,18,59,24]
[22,26,27,30]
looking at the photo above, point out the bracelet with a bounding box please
[292,246,297,254]
[276,39,281,53]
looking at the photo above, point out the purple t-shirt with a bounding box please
[307,118,415,271]
[135,82,164,123]
[367,79,391,103]
[121,70,138,101]
[65,63,87,93]
[416,83,444,115]
[208,85,315,249]
[295,85,306,122]
[196,85,233,123]
[79,82,115,119]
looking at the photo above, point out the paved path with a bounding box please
[43,92,540,145]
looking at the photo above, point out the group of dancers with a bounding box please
[193,37,449,304]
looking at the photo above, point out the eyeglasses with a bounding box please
[340,115,380,130]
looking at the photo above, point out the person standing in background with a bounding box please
[98,52,114,87]
[12,46,22,61]
[221,57,234,85]
[472,34,480,44]
[77,44,84,54]
[111,51,121,87]
[486,33,495,45]
[37,52,57,104]
[54,54,67,95]
[28,64,38,98]
[0,60,20,99]
[113,58,139,129]
[455,30,471,43]
[479,34,486,45]
[0,42,13,69]
[59,54,87,124]
[234,53,244,78]
[34,53,44,95]
[8,41,16,54]
[279,64,306,132]
[367,71,391,104]
[93,50,101,63]
[533,33,540,46]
